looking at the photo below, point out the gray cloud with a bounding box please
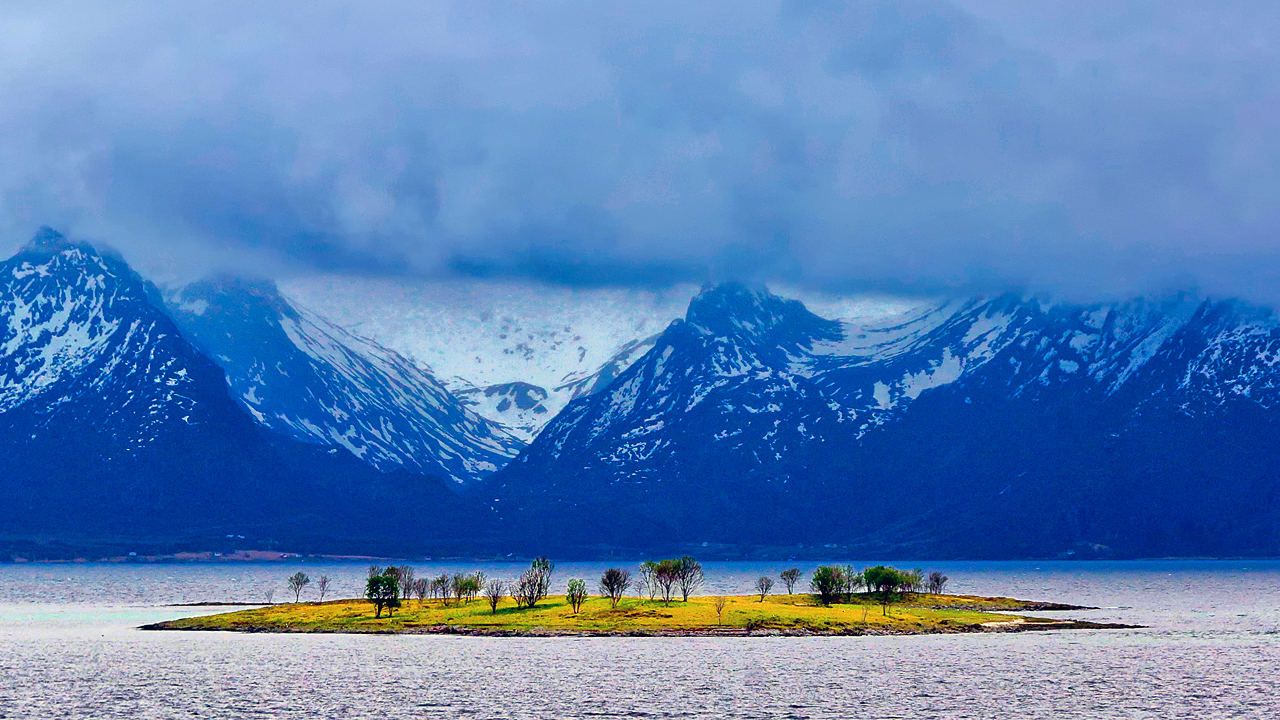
[1,0,1277,300]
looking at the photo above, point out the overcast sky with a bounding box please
[1,1,1277,301]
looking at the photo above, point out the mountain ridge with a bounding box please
[168,275,521,483]
[0,229,492,556]
[485,283,1280,558]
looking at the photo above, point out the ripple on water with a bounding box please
[1,560,1279,719]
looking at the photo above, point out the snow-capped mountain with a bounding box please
[0,229,487,553]
[488,283,1280,558]
[281,276,696,440]
[168,277,521,483]
[1,228,221,449]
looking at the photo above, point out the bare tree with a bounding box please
[566,579,588,613]
[755,576,774,602]
[316,575,331,603]
[264,588,275,605]
[841,565,865,602]
[926,571,949,595]
[676,557,704,602]
[431,574,450,604]
[779,568,802,595]
[598,568,631,609]
[713,596,728,626]
[512,558,555,608]
[484,579,506,614]
[639,561,659,601]
[531,558,554,600]
[287,572,311,603]
[412,577,430,603]
[367,565,385,580]
[397,566,417,603]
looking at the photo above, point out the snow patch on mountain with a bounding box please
[0,230,209,449]
[169,277,522,483]
[279,276,698,439]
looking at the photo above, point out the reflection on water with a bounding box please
[1,560,1278,718]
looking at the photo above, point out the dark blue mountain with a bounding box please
[0,229,489,557]
[486,283,1280,558]
[168,276,522,483]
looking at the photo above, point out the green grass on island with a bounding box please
[145,593,1122,637]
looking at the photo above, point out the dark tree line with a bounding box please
[802,564,949,614]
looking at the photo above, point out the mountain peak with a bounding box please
[685,282,842,346]
[22,226,92,255]
[176,274,296,322]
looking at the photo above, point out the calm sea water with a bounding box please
[1,560,1278,718]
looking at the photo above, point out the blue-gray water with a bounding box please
[2,560,1278,718]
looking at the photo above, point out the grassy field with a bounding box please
[144,592,1111,636]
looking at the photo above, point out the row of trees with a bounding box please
[295,560,952,619]
[358,558,706,617]
[806,565,949,614]
[635,557,704,605]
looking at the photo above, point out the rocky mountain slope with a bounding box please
[280,277,695,440]
[0,229,488,555]
[487,283,1280,558]
[168,277,521,483]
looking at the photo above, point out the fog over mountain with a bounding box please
[280,276,916,438]
[1,1,1278,304]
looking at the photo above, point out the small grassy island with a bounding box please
[143,560,1136,637]
[144,593,1126,637]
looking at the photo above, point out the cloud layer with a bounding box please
[1,0,1277,300]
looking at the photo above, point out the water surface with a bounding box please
[1,560,1277,718]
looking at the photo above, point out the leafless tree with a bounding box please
[484,579,506,614]
[264,588,275,605]
[755,576,774,602]
[430,574,450,604]
[599,568,631,608]
[412,577,430,602]
[779,568,802,594]
[926,571,949,595]
[512,558,555,609]
[713,596,728,625]
[676,557,704,602]
[531,558,554,600]
[287,572,311,603]
[367,565,385,580]
[316,575,331,603]
[512,574,537,609]
[639,561,658,601]
[397,566,417,602]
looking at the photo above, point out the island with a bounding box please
[142,592,1134,637]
